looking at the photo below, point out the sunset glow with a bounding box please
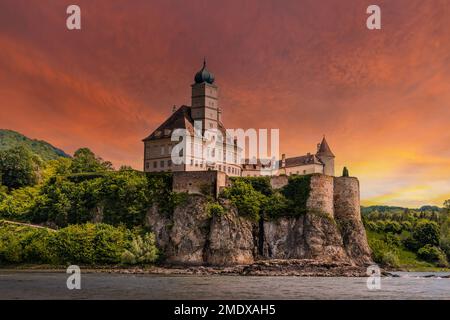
[1,0,449,207]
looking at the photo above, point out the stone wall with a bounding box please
[269,175,288,189]
[147,196,255,266]
[172,171,227,197]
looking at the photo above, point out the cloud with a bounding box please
[1,0,449,206]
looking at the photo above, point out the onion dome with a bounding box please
[194,58,215,84]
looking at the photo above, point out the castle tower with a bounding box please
[191,59,219,133]
[316,136,335,176]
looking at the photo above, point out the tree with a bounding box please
[444,199,450,212]
[0,146,40,189]
[70,148,113,173]
[413,220,440,247]
[342,167,349,177]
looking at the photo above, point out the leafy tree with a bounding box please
[0,146,40,189]
[413,220,440,247]
[383,220,402,234]
[69,148,113,173]
[0,186,39,220]
[101,171,151,227]
[444,199,450,212]
[417,244,448,266]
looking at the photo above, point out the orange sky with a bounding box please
[0,0,449,207]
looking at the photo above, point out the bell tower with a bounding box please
[191,59,219,132]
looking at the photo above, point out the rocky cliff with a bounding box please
[147,175,373,268]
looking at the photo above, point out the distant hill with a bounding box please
[0,129,70,161]
[362,205,442,213]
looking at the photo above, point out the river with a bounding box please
[0,271,449,299]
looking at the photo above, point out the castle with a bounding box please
[143,60,335,178]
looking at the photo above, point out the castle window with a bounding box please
[168,160,172,167]
[303,170,306,174]
[195,161,198,167]
[153,161,157,169]
[161,146,165,155]
[160,160,164,168]
[219,165,222,171]
[146,162,150,169]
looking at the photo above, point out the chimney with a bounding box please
[317,143,321,153]
[172,105,177,113]
[281,153,286,168]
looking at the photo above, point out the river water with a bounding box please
[0,272,449,299]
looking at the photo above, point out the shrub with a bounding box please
[0,222,55,264]
[51,223,131,264]
[121,233,159,265]
[206,202,225,217]
[264,192,289,219]
[384,220,402,234]
[221,180,266,221]
[0,222,137,265]
[413,220,440,247]
[417,245,448,266]
[368,237,400,268]
[440,237,450,261]
[365,221,378,231]
[281,175,311,216]
[231,177,273,196]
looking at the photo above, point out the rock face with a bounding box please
[147,196,255,266]
[263,213,348,262]
[206,205,255,265]
[147,175,373,267]
[334,177,373,265]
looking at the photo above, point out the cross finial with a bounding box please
[203,57,206,68]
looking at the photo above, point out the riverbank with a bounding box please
[1,259,379,277]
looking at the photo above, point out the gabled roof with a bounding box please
[142,105,229,142]
[142,105,194,141]
[281,154,323,168]
[316,136,334,157]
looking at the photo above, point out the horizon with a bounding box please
[1,0,449,207]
